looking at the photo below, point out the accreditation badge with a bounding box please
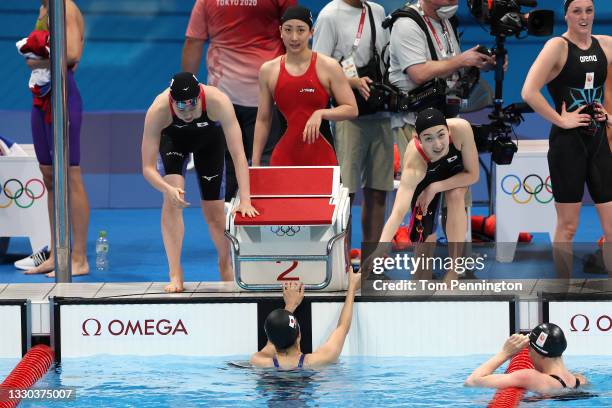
[584,72,594,90]
[341,56,358,79]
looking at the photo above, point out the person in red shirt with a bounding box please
[182,0,295,201]
[252,6,357,166]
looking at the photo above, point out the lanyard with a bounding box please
[349,6,367,56]
[422,14,454,59]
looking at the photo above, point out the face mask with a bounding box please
[436,5,458,19]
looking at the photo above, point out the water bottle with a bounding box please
[95,230,109,271]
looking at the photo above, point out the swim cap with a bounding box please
[415,108,448,136]
[169,72,200,101]
[529,323,567,358]
[281,6,313,29]
[264,309,300,350]
[564,0,591,14]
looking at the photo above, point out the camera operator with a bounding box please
[313,0,393,259]
[389,0,496,161]
[521,0,612,276]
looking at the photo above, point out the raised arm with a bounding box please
[308,272,361,366]
[252,62,276,166]
[465,334,534,389]
[250,282,305,365]
[207,87,258,217]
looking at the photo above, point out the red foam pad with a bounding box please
[487,347,534,408]
[235,197,334,225]
[250,167,335,196]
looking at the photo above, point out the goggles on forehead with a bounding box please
[173,97,199,111]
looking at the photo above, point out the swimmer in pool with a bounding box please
[250,273,361,369]
[465,323,587,393]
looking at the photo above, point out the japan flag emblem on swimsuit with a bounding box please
[288,316,296,328]
[536,332,548,348]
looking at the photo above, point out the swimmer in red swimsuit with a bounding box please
[251,5,357,166]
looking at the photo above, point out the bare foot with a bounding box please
[46,260,90,278]
[24,258,55,275]
[164,279,184,293]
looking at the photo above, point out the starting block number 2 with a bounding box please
[276,261,299,281]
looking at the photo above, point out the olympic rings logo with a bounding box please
[0,178,46,209]
[500,174,553,204]
[270,226,301,237]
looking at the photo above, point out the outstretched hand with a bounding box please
[283,282,305,313]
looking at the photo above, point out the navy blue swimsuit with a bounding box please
[272,353,306,369]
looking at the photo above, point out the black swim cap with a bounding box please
[564,0,592,14]
[170,72,200,101]
[264,309,300,350]
[415,108,448,136]
[281,6,313,29]
[529,323,567,358]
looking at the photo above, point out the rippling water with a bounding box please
[1,355,609,407]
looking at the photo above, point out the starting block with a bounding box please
[225,166,350,291]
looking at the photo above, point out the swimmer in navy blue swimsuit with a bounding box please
[375,108,479,280]
[466,323,588,392]
[142,72,259,293]
[522,0,612,276]
[250,275,361,369]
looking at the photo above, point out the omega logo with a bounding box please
[569,314,611,332]
[82,318,188,336]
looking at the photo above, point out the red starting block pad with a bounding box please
[249,167,339,197]
[226,166,350,291]
[234,198,335,225]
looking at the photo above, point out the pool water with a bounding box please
[1,356,610,407]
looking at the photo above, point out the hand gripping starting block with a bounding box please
[225,166,350,291]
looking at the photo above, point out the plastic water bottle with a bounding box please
[95,231,109,271]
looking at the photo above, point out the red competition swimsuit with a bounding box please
[271,52,337,166]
